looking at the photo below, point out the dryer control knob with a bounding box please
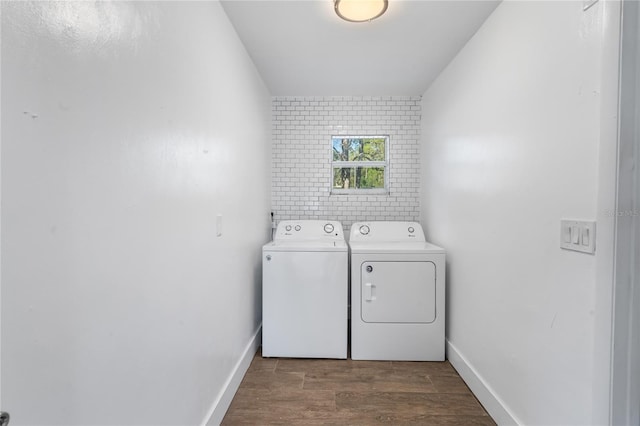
[408,227,415,233]
[366,265,373,273]
[324,223,334,233]
[295,225,301,231]
[360,225,370,235]
[285,225,292,231]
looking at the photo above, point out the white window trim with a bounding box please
[330,135,390,195]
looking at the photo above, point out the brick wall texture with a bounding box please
[271,96,421,233]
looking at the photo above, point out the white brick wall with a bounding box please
[272,96,421,232]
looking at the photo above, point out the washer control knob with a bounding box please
[285,225,292,231]
[266,255,272,261]
[324,223,334,233]
[408,226,415,233]
[360,225,370,235]
[366,265,373,273]
[295,225,301,231]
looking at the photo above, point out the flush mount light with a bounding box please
[334,0,388,23]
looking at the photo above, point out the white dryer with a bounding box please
[262,220,348,359]
[350,221,445,361]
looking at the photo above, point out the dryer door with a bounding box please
[360,261,436,323]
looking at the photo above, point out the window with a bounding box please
[331,136,388,194]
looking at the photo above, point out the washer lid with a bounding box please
[349,241,444,254]
[264,240,348,252]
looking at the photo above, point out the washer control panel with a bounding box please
[350,221,426,242]
[274,220,344,241]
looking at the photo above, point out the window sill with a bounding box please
[330,189,389,195]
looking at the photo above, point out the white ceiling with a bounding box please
[221,0,501,96]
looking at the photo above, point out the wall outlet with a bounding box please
[560,220,595,254]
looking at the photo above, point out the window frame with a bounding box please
[330,135,390,195]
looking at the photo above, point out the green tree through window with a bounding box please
[331,136,388,193]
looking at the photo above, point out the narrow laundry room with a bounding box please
[1,1,639,425]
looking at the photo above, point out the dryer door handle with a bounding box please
[364,283,376,301]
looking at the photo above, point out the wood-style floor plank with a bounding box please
[239,370,304,390]
[304,368,438,393]
[429,374,476,393]
[335,391,487,417]
[221,349,496,425]
[391,360,459,376]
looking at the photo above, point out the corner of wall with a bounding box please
[446,340,520,426]
[203,326,262,426]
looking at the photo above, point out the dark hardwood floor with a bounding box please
[222,349,495,425]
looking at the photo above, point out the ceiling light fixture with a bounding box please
[334,0,388,23]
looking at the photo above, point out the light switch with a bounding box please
[581,228,590,246]
[561,219,596,254]
[571,226,580,244]
[216,214,222,237]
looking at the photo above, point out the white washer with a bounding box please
[262,220,348,359]
[350,221,445,361]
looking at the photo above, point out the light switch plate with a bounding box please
[561,220,596,254]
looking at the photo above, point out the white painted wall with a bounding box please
[420,1,615,424]
[272,96,420,231]
[1,1,271,425]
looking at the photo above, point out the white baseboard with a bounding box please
[202,325,262,426]
[446,340,521,426]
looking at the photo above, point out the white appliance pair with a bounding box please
[261,220,445,361]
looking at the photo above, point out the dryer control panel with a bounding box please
[350,221,426,242]
[275,220,345,241]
